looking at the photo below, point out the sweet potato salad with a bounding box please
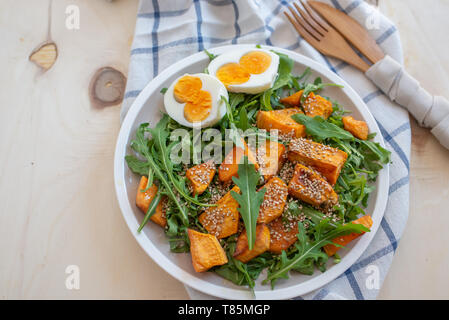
[125,47,390,290]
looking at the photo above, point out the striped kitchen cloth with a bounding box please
[121,0,410,300]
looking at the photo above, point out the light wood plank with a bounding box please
[378,0,449,300]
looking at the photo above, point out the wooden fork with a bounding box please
[284,0,371,72]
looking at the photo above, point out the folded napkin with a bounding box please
[366,55,449,149]
[121,0,411,300]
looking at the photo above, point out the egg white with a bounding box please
[207,48,280,94]
[164,73,228,128]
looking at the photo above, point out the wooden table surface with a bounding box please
[1,0,448,299]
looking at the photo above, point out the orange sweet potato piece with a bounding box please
[256,108,306,139]
[233,224,271,263]
[288,163,338,207]
[187,229,228,272]
[302,92,333,119]
[280,90,304,107]
[151,196,168,228]
[342,116,369,140]
[257,139,286,180]
[136,176,157,213]
[281,91,333,119]
[268,217,298,254]
[186,160,216,195]
[257,177,288,224]
[288,138,348,185]
[218,141,259,182]
[323,215,373,256]
[199,186,240,239]
[136,176,166,228]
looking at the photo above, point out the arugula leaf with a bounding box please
[215,263,247,286]
[215,236,273,291]
[272,52,294,90]
[221,95,247,150]
[147,115,215,208]
[261,89,273,110]
[301,79,343,102]
[221,95,235,123]
[287,201,339,229]
[292,113,354,140]
[137,193,161,232]
[260,51,295,111]
[264,220,369,287]
[229,93,245,109]
[296,67,312,83]
[360,140,391,164]
[231,156,266,250]
[125,155,150,176]
[236,107,250,131]
[145,166,154,190]
[204,49,217,61]
[129,122,190,225]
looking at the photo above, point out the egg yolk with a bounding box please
[239,51,272,74]
[216,63,250,87]
[173,75,212,123]
[173,75,202,103]
[216,51,272,87]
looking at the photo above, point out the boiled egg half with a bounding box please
[164,73,228,128]
[207,48,280,94]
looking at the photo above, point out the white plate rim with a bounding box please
[114,44,389,300]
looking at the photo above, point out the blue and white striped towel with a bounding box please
[121,0,411,300]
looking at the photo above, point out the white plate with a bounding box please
[114,44,389,300]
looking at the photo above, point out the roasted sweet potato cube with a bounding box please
[342,116,369,140]
[279,90,304,107]
[256,108,306,139]
[136,176,167,228]
[136,176,158,213]
[268,217,298,254]
[152,196,167,228]
[323,215,373,256]
[199,186,240,239]
[257,140,286,180]
[302,92,333,119]
[233,224,270,263]
[186,160,216,195]
[257,177,288,224]
[288,138,348,185]
[288,164,338,207]
[187,229,228,272]
[281,91,333,119]
[218,141,259,182]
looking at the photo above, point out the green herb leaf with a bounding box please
[229,93,245,109]
[221,95,234,123]
[204,49,217,61]
[236,107,250,131]
[160,87,168,94]
[292,113,354,140]
[301,81,343,102]
[147,115,216,208]
[231,156,266,250]
[128,122,190,225]
[137,193,161,232]
[125,155,150,176]
[360,140,391,164]
[287,201,339,229]
[272,52,294,90]
[261,89,273,110]
[264,220,369,286]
